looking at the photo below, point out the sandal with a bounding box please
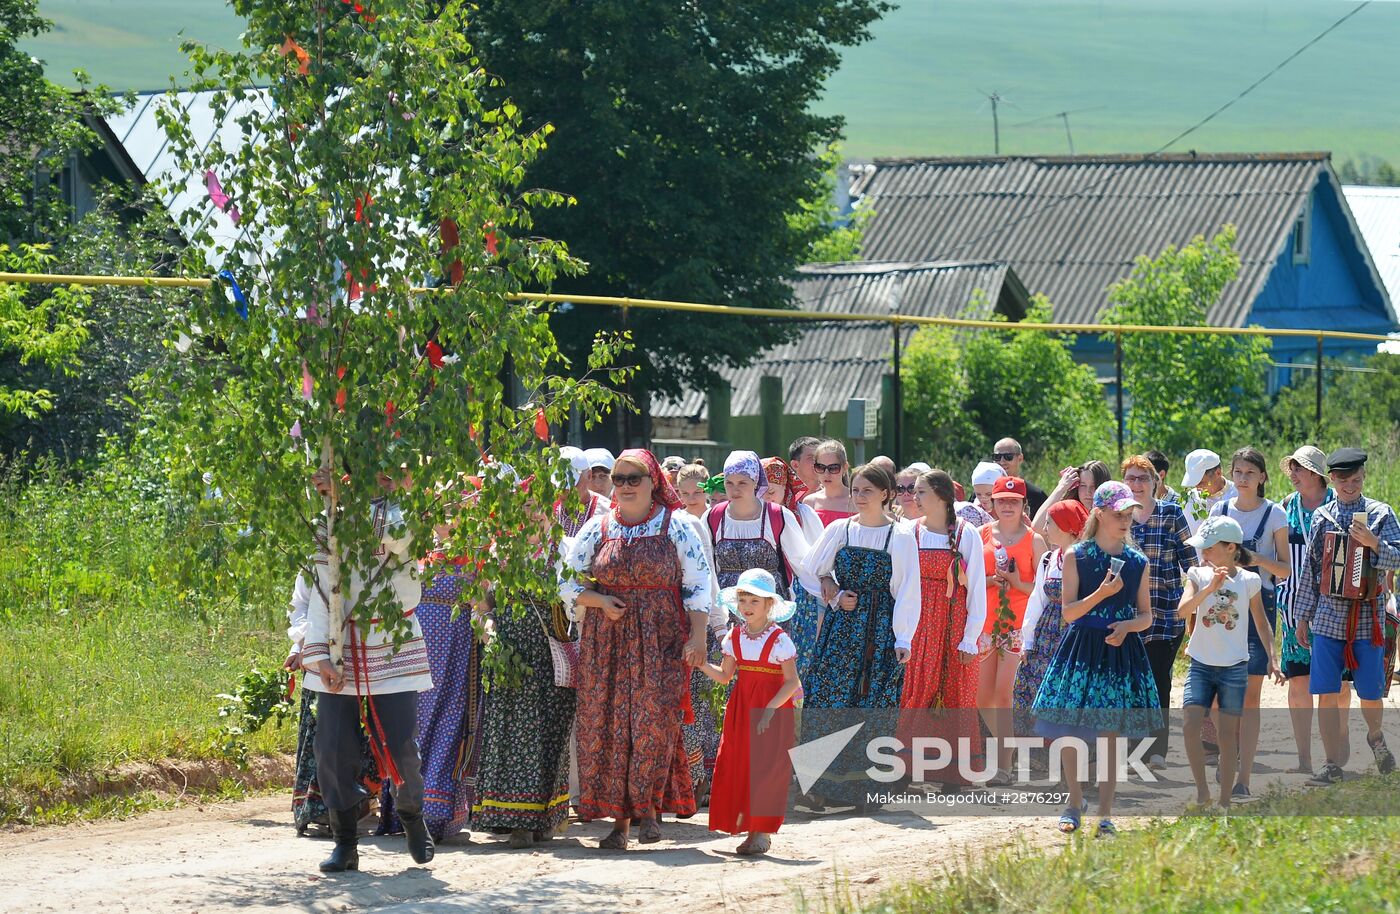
[985,768,1015,788]
[736,833,771,856]
[507,828,532,849]
[598,829,629,850]
[1057,804,1084,834]
[1096,819,1117,838]
[637,818,663,844]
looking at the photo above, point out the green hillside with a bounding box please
[22,0,1400,163]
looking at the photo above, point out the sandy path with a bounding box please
[3,686,1394,914]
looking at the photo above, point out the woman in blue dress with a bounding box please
[800,464,920,806]
[1033,481,1160,837]
[377,546,486,843]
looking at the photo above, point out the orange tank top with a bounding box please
[980,523,1036,634]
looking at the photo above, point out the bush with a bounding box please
[1269,352,1400,448]
[902,295,1113,479]
[1100,226,1274,455]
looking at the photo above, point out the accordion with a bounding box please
[1320,530,1378,601]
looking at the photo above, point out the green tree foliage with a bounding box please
[153,0,627,649]
[1336,156,1400,187]
[1,197,182,459]
[1269,352,1400,448]
[899,324,981,467]
[0,244,90,420]
[791,144,871,264]
[1100,226,1272,455]
[468,0,892,403]
[902,295,1112,472]
[0,0,120,239]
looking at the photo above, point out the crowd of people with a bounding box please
[284,434,1400,869]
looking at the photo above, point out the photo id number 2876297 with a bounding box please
[1002,791,1071,805]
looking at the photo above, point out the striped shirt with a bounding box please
[1293,497,1400,643]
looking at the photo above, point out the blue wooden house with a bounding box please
[849,153,1397,387]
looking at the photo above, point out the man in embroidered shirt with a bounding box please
[1294,448,1399,785]
[303,467,435,872]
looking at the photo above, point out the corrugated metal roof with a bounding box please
[651,261,1026,419]
[849,153,1330,327]
[104,89,275,268]
[1343,185,1400,310]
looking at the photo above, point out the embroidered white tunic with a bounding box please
[559,508,716,623]
[915,522,988,655]
[301,501,433,695]
[801,517,922,651]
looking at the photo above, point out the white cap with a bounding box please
[971,461,1006,487]
[583,448,615,471]
[558,446,591,486]
[1180,449,1221,488]
[903,461,932,475]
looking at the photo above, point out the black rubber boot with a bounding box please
[319,808,360,873]
[399,811,436,864]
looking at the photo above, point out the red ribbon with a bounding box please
[349,622,404,787]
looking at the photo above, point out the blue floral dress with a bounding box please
[1012,553,1066,713]
[1032,542,1161,738]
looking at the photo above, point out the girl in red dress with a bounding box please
[697,568,801,856]
[898,469,987,787]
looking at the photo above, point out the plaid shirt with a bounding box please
[1293,496,1400,642]
[1131,499,1196,642]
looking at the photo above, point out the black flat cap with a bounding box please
[1326,447,1367,472]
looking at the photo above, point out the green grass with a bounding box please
[0,458,294,825]
[20,0,1400,164]
[816,0,1400,164]
[817,774,1400,913]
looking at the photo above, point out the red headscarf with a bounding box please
[616,448,683,511]
[761,457,801,512]
[1047,499,1090,539]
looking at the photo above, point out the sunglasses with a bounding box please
[992,453,1019,462]
[1123,473,1154,485]
[610,473,647,488]
[814,461,844,475]
[895,484,916,495]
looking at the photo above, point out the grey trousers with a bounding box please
[314,690,425,816]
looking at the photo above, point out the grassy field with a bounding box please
[22,0,1400,164]
[817,773,1400,913]
[0,458,293,825]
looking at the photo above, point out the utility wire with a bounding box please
[916,1,1373,262]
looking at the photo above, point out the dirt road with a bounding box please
[3,686,1395,914]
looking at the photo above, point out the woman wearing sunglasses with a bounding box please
[894,462,933,523]
[560,449,716,850]
[802,439,857,529]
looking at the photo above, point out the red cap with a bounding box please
[1047,499,1089,538]
[989,476,1028,500]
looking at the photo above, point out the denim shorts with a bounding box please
[1246,589,1278,677]
[1183,659,1248,715]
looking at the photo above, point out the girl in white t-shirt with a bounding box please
[1178,516,1282,809]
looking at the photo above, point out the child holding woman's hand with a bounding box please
[697,568,802,856]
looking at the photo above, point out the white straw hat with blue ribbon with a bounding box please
[717,568,796,623]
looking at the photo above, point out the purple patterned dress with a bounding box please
[378,563,485,841]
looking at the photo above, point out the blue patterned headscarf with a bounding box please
[722,449,768,498]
